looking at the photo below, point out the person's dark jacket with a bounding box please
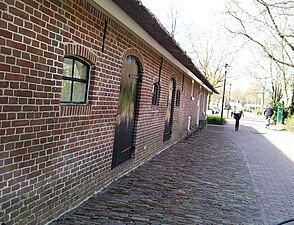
[264,107,273,117]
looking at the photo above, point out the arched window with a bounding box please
[176,89,181,106]
[152,82,160,105]
[60,56,90,104]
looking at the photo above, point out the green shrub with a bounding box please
[285,115,294,132]
[252,109,262,115]
[206,115,226,125]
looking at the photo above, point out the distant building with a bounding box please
[244,103,263,112]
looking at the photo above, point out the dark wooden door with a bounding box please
[111,56,140,168]
[163,78,175,141]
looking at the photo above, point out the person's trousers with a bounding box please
[234,113,240,130]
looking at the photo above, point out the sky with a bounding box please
[139,0,254,92]
[140,0,227,30]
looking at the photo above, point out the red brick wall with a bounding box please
[0,1,208,224]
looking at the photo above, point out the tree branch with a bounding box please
[257,0,294,52]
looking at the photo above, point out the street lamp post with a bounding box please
[227,83,232,118]
[229,83,232,100]
[220,63,228,120]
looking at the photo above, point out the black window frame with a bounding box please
[60,56,90,104]
[176,89,181,106]
[151,82,160,106]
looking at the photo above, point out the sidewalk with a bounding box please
[225,118,294,225]
[49,120,294,225]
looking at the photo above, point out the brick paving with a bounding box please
[49,118,294,225]
[225,118,294,225]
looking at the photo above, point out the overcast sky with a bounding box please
[140,0,227,30]
[139,0,255,92]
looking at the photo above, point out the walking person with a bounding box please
[264,105,273,129]
[233,101,243,131]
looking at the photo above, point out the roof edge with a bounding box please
[91,0,218,93]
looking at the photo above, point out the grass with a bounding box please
[285,114,294,132]
[206,115,226,125]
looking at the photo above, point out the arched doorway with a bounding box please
[163,78,176,141]
[111,55,142,168]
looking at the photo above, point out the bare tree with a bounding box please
[269,61,283,103]
[186,31,238,89]
[249,57,284,104]
[166,1,179,38]
[164,0,192,39]
[183,30,245,109]
[225,0,294,107]
[226,0,294,67]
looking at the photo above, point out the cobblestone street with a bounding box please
[50,118,294,225]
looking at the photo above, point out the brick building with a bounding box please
[0,0,217,224]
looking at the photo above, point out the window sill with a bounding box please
[60,104,92,117]
[151,104,160,110]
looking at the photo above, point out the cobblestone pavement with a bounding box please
[50,121,268,225]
